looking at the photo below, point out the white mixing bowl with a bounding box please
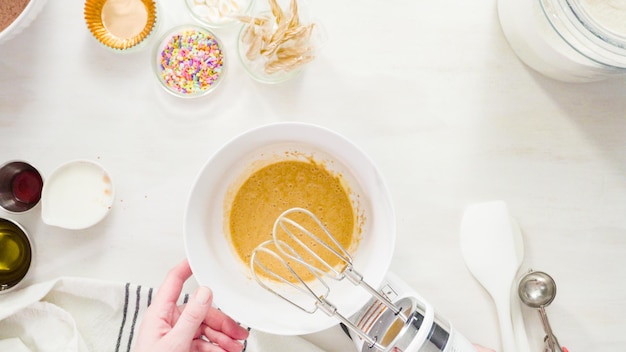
[184,122,396,335]
[0,0,48,46]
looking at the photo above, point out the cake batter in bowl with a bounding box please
[184,122,395,335]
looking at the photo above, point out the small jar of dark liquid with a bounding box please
[0,161,43,213]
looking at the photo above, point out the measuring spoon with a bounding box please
[518,270,562,351]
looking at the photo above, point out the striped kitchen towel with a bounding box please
[0,277,330,352]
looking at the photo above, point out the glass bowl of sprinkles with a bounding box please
[153,25,226,98]
[186,0,255,29]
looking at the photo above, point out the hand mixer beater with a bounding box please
[251,207,477,352]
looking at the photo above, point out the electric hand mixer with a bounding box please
[251,207,477,352]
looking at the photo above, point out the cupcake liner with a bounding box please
[84,0,158,51]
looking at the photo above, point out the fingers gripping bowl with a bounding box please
[184,122,396,335]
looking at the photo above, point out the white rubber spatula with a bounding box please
[459,201,525,352]
[510,217,532,352]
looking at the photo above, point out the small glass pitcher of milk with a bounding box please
[498,0,626,82]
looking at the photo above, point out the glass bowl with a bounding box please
[153,25,227,98]
[84,0,159,53]
[236,0,324,84]
[236,15,303,84]
[185,0,255,29]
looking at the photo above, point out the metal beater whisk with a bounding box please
[250,207,407,351]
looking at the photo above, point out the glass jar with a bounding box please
[498,0,626,82]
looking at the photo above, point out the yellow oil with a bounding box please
[0,219,31,291]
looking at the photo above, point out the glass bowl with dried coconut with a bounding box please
[236,0,324,84]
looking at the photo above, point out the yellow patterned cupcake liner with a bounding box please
[84,0,158,51]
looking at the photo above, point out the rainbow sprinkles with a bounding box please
[156,27,225,97]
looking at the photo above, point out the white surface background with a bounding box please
[1,0,625,351]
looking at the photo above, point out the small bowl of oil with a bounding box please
[0,218,32,293]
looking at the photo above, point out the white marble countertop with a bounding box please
[1,0,625,351]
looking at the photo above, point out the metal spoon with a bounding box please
[518,270,562,352]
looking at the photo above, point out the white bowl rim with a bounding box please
[0,0,48,44]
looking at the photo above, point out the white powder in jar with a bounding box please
[498,0,626,81]
[578,0,626,35]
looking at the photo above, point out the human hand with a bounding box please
[134,259,249,352]
[392,343,493,352]
[473,344,495,352]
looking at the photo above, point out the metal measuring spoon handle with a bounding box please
[539,306,558,351]
[543,333,564,352]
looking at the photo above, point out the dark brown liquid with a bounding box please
[12,170,42,204]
